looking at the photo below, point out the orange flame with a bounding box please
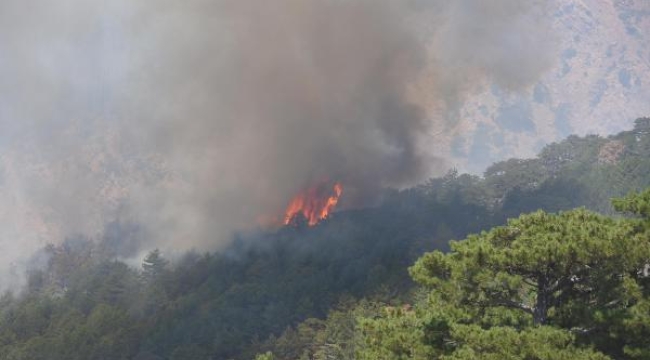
[284,181,343,226]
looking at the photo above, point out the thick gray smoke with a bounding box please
[0,0,554,289]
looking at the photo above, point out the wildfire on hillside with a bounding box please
[283,181,343,226]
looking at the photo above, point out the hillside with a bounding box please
[441,0,650,172]
[1,118,650,359]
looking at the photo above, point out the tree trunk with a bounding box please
[534,277,548,325]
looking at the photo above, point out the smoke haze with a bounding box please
[0,0,554,289]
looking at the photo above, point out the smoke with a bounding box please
[418,0,556,109]
[0,0,554,289]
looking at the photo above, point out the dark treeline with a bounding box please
[1,118,650,359]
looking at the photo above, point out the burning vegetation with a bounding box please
[283,181,343,226]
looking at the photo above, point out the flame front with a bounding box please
[284,182,343,226]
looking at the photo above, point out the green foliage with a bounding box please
[0,302,140,360]
[413,209,644,326]
[357,190,650,360]
[358,306,438,360]
[442,325,609,360]
[255,352,275,360]
[141,249,169,283]
[169,344,209,360]
[4,120,650,359]
[256,298,384,360]
[613,187,650,218]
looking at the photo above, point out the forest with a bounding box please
[1,118,650,360]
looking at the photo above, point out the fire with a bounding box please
[284,181,343,226]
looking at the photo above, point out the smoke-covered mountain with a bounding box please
[0,0,646,291]
[0,0,558,290]
[443,0,650,173]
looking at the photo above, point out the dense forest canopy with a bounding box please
[1,118,650,359]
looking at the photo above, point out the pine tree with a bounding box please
[359,191,650,359]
